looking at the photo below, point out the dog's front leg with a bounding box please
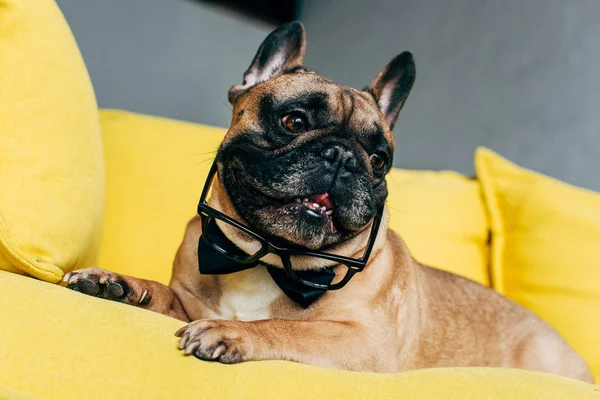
[64,267,189,321]
[176,319,382,371]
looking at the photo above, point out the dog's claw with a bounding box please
[180,332,192,349]
[212,344,227,359]
[175,326,186,337]
[185,341,200,355]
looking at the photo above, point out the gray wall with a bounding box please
[56,0,273,128]
[300,0,600,191]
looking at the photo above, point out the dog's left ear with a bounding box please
[367,52,416,130]
[228,21,306,104]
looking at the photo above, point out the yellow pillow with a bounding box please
[99,110,225,285]
[1,270,597,400]
[387,170,489,285]
[0,0,104,282]
[100,110,488,287]
[476,147,600,381]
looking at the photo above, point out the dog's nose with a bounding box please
[319,145,358,172]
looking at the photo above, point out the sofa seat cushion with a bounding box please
[0,270,597,399]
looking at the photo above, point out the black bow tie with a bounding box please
[197,220,335,308]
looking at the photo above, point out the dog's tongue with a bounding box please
[308,193,334,209]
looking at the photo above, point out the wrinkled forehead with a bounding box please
[235,72,395,149]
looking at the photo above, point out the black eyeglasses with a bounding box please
[197,160,384,290]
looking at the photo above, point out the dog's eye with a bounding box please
[281,112,309,134]
[370,153,386,170]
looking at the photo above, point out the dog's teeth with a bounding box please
[326,210,333,215]
[303,198,309,203]
[321,206,326,211]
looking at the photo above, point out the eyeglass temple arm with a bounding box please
[360,206,384,262]
[199,160,219,207]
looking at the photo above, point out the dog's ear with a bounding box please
[367,52,416,130]
[228,21,306,104]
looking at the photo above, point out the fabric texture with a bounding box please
[0,388,41,400]
[99,110,224,285]
[0,0,104,282]
[386,169,489,285]
[476,147,600,381]
[0,270,597,400]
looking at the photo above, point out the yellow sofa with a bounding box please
[0,0,598,399]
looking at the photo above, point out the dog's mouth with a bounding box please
[246,185,340,237]
[260,190,336,225]
[284,192,335,222]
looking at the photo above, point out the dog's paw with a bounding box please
[64,267,145,304]
[175,320,249,364]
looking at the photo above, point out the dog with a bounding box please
[63,21,593,382]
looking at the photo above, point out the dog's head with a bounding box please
[213,21,415,251]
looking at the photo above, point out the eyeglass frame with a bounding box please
[197,159,384,290]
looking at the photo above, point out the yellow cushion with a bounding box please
[387,170,489,285]
[476,147,600,381]
[0,387,41,400]
[99,110,225,285]
[99,110,488,286]
[0,0,104,282]
[0,271,597,400]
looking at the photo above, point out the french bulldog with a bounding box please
[64,21,593,382]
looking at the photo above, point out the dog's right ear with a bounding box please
[228,21,306,104]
